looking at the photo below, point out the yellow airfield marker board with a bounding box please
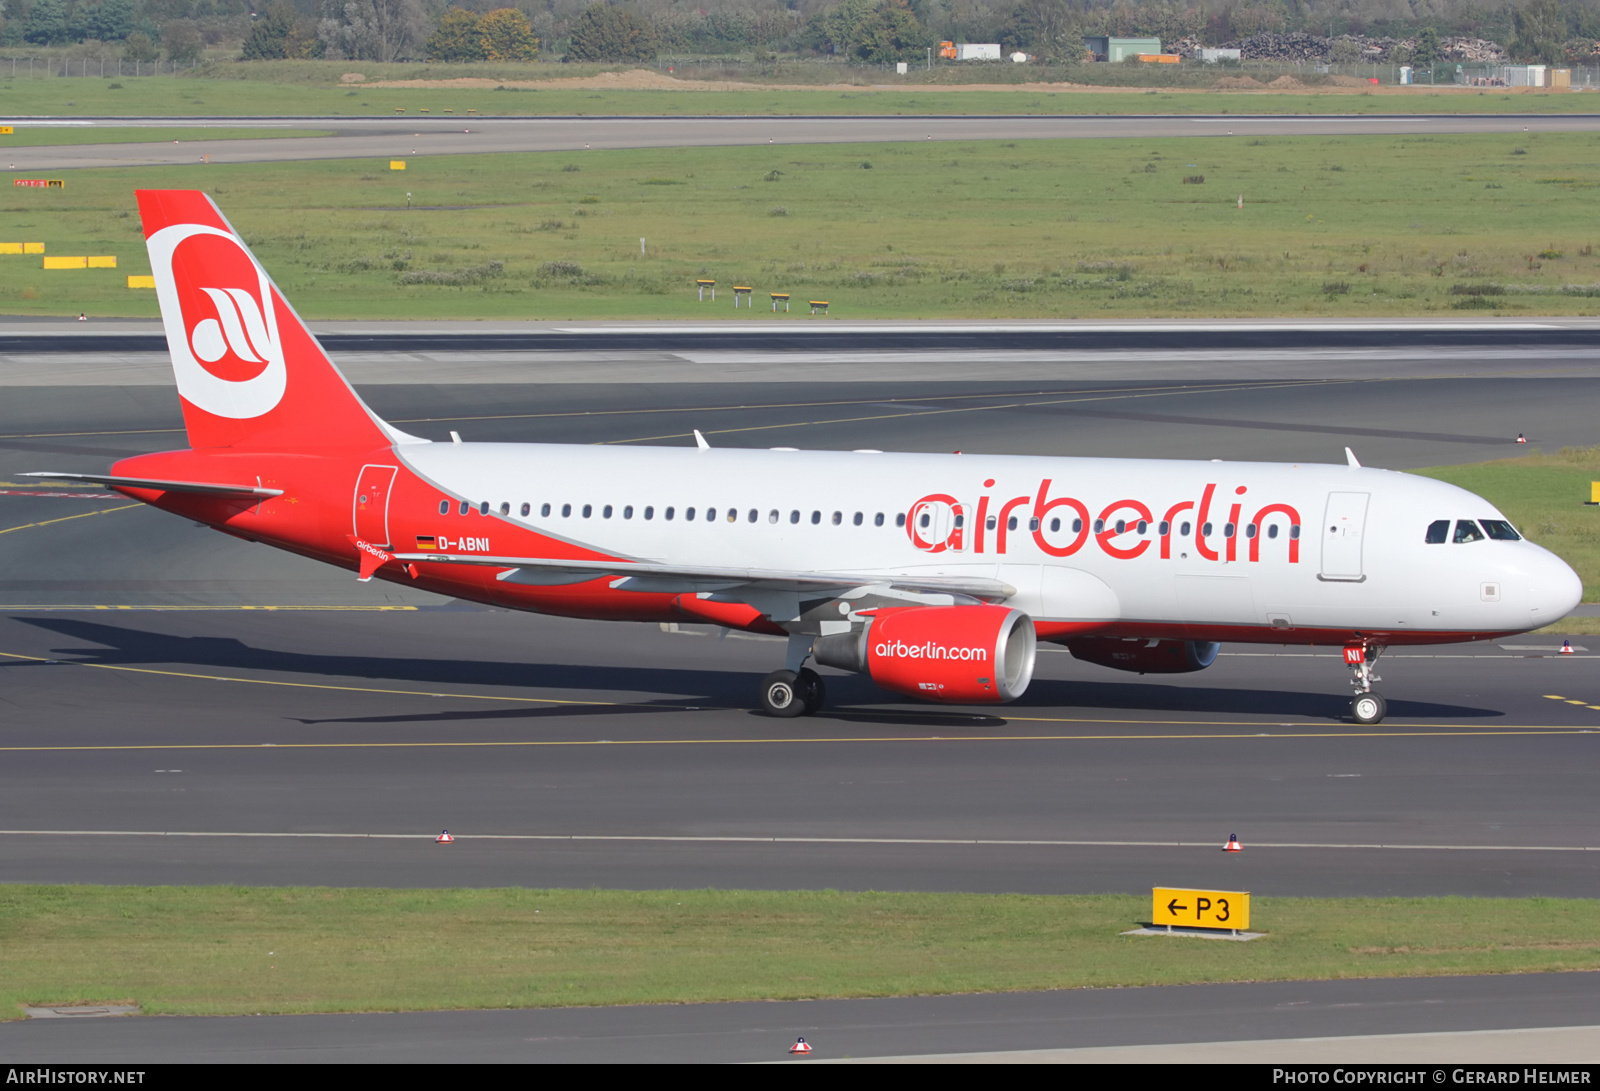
[390,160,406,170]
[1152,886,1250,931]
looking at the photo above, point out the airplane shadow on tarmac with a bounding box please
[7,617,1500,727]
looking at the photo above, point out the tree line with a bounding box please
[1,0,1597,66]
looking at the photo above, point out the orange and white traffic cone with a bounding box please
[1223,833,1242,853]
[1561,640,1575,655]
[789,1037,813,1055]
[436,830,454,844]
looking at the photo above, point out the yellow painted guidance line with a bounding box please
[2,651,1595,748]
[0,502,142,536]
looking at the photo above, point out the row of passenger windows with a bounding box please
[1425,518,1522,544]
[436,497,1301,540]
[439,498,904,526]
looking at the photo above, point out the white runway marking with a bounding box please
[4,830,1599,852]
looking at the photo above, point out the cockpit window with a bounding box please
[1425,519,1450,544]
[1481,519,1522,541]
[1453,519,1486,544]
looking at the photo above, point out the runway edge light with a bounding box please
[436,829,453,844]
[790,1038,813,1055]
[1223,832,1242,853]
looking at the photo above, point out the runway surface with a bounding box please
[5,973,1600,1063]
[4,112,1598,170]
[4,334,1599,1059]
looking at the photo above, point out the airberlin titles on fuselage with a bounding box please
[415,476,1303,568]
[911,478,1301,562]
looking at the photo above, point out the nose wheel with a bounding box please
[1350,692,1387,725]
[1344,640,1386,724]
[759,668,825,717]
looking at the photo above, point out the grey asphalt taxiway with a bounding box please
[4,112,1600,170]
[4,325,1600,1060]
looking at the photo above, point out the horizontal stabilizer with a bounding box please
[20,471,282,499]
[390,552,1015,602]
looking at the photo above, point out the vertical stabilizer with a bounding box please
[137,190,412,451]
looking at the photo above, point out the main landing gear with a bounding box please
[759,667,825,718]
[1345,640,1386,725]
[759,633,826,717]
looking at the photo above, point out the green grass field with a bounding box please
[1,63,1596,118]
[7,131,1600,320]
[4,886,1599,1017]
[1418,448,1600,602]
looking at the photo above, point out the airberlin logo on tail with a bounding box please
[146,222,286,420]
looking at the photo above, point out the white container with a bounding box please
[955,43,1001,61]
[1399,65,1412,84]
[1010,51,1028,63]
[896,61,908,74]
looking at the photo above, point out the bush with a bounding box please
[1322,281,1351,295]
[565,4,657,62]
[398,261,504,286]
[1450,283,1505,296]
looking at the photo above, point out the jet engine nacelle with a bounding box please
[812,605,1037,704]
[1065,637,1221,675]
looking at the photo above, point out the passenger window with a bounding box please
[1137,520,1148,535]
[1180,522,1191,536]
[833,511,843,526]
[952,514,963,529]
[439,500,449,515]
[581,504,591,518]
[1425,519,1450,544]
[479,501,489,515]
[686,507,696,521]
[1201,522,1213,537]
[854,512,864,526]
[1158,521,1170,535]
[1267,524,1278,539]
[520,502,530,517]
[791,510,801,524]
[1007,516,1018,531]
[665,507,675,520]
[499,502,510,516]
[541,503,551,517]
[1069,518,1080,533]
[624,505,634,519]
[729,509,738,524]
[919,513,930,529]
[811,511,821,525]
[1224,522,1235,538]
[603,505,613,519]
[1093,519,1105,533]
[1481,519,1522,541]
[1114,520,1125,534]
[769,510,779,524]
[459,501,469,515]
[644,506,654,520]
[748,509,758,523]
[1290,524,1300,539]
[875,513,884,527]
[896,513,907,528]
[1454,519,1486,544]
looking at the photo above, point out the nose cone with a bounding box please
[1527,545,1584,629]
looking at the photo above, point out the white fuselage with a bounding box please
[397,443,1582,641]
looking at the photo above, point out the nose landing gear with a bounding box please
[1345,641,1386,724]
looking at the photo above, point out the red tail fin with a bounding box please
[138,190,401,452]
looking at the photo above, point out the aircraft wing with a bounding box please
[389,552,1016,602]
[20,472,283,499]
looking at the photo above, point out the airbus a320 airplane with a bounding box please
[29,191,1584,723]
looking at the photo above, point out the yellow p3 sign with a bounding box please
[1152,887,1250,931]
